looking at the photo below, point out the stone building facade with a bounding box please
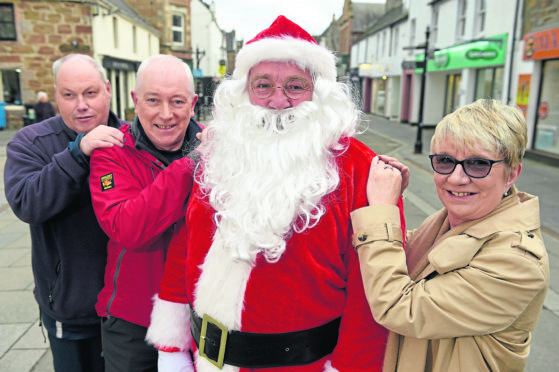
[0,0,93,127]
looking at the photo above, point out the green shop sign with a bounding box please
[415,33,507,73]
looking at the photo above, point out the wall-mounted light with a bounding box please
[71,40,79,48]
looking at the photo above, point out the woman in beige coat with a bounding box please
[352,99,549,372]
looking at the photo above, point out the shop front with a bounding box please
[102,56,140,120]
[523,27,559,157]
[415,33,508,122]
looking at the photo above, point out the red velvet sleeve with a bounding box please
[158,223,190,304]
[330,139,406,371]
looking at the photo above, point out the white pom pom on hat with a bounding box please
[233,15,337,82]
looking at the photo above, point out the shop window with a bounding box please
[444,73,461,116]
[534,59,559,155]
[1,69,21,104]
[0,3,16,41]
[474,67,503,100]
[172,13,184,45]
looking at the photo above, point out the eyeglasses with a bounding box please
[429,154,505,178]
[250,78,311,100]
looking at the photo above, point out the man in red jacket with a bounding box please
[89,54,203,371]
[147,16,406,372]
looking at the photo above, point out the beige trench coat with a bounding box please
[351,188,549,372]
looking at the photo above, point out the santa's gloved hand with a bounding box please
[158,350,194,372]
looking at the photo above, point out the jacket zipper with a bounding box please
[106,249,126,315]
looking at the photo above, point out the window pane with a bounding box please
[0,5,16,40]
[2,69,21,104]
[173,30,183,43]
[475,68,491,100]
[172,14,183,27]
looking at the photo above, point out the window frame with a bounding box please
[0,3,17,41]
[475,0,486,35]
[456,0,467,40]
[172,13,185,45]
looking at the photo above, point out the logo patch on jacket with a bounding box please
[100,173,115,191]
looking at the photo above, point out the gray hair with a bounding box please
[37,91,48,101]
[52,54,107,83]
[135,54,194,94]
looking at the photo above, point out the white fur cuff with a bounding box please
[324,360,340,372]
[146,294,192,352]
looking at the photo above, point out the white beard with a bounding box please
[198,78,359,264]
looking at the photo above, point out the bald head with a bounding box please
[53,54,107,86]
[135,54,194,96]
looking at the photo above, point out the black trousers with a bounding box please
[101,317,158,372]
[47,332,104,372]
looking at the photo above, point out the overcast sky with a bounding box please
[205,0,385,41]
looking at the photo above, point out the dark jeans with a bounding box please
[40,311,104,372]
[47,331,104,372]
[101,316,158,372]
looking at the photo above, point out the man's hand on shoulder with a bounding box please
[80,125,124,156]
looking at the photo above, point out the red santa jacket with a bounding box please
[90,124,197,327]
[147,138,406,371]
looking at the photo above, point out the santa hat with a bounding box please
[233,15,337,82]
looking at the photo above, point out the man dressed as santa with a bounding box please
[146,15,406,372]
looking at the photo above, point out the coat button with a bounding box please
[358,233,368,242]
[527,232,535,238]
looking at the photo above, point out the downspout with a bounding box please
[506,0,522,104]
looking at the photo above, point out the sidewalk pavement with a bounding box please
[0,115,558,370]
[0,129,53,371]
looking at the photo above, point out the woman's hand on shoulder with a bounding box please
[366,155,409,206]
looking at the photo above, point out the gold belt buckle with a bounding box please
[199,314,228,369]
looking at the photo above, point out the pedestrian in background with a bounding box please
[89,54,202,372]
[146,16,405,372]
[352,99,549,371]
[34,91,57,123]
[4,54,125,372]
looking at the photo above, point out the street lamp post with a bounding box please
[195,47,206,70]
[414,26,430,154]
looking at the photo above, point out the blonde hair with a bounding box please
[430,99,527,168]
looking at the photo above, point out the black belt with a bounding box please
[190,307,340,369]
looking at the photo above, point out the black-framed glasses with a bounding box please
[250,77,310,100]
[429,154,505,178]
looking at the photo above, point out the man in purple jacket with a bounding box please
[4,54,125,372]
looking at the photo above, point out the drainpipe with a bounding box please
[506,0,522,105]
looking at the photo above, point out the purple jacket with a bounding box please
[4,112,124,325]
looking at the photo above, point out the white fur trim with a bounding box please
[323,360,340,372]
[193,232,254,372]
[146,295,192,352]
[233,37,337,82]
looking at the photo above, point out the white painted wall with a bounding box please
[92,9,159,61]
[91,4,160,118]
[191,0,226,78]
